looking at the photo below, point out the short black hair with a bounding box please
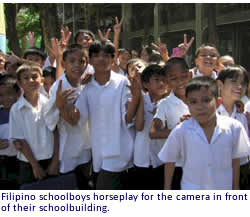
[16,63,42,81]
[62,44,85,61]
[118,48,131,56]
[195,43,220,58]
[23,47,46,60]
[217,65,249,87]
[43,66,56,80]
[0,74,19,93]
[186,76,218,99]
[89,40,115,58]
[141,64,165,83]
[163,57,189,76]
[74,29,95,43]
[149,50,163,64]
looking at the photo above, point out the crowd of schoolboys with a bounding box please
[0,17,250,190]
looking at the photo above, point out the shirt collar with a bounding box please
[195,68,218,79]
[217,103,237,118]
[168,90,187,106]
[17,94,42,111]
[91,70,115,88]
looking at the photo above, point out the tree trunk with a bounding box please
[38,4,60,52]
[207,3,217,45]
[4,3,22,56]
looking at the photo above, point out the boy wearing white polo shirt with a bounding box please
[133,64,167,190]
[159,77,249,190]
[150,57,191,189]
[58,40,139,190]
[9,63,59,185]
[44,44,91,189]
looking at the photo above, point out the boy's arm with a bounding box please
[164,162,176,190]
[125,77,141,124]
[232,158,240,190]
[13,139,46,180]
[149,118,171,139]
[111,17,122,73]
[47,128,60,176]
[135,94,144,131]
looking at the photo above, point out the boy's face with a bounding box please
[119,51,131,68]
[90,50,113,73]
[0,86,18,110]
[43,76,55,93]
[143,75,166,97]
[26,54,44,68]
[140,49,149,62]
[216,56,235,74]
[166,64,191,98]
[62,50,87,84]
[195,47,218,75]
[187,87,217,125]
[217,72,247,101]
[18,70,42,94]
[76,33,93,49]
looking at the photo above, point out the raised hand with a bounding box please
[60,24,72,49]
[151,37,169,60]
[98,28,111,42]
[27,32,37,47]
[56,80,76,110]
[180,34,195,56]
[113,16,123,34]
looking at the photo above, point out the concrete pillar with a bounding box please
[154,3,159,42]
[121,3,132,48]
[195,3,202,49]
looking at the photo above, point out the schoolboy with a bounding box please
[0,75,19,184]
[159,77,249,190]
[216,55,235,74]
[9,63,59,185]
[44,44,91,189]
[23,47,46,68]
[58,40,138,190]
[40,66,56,98]
[192,44,220,79]
[117,48,131,76]
[133,64,167,189]
[217,66,250,189]
[150,57,191,189]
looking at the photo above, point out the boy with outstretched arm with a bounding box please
[57,40,140,190]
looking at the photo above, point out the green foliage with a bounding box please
[16,7,41,43]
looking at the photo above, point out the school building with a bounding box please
[57,3,250,70]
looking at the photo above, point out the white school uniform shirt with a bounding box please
[40,84,49,99]
[244,100,250,113]
[44,73,91,173]
[158,114,249,190]
[9,94,54,162]
[75,71,134,173]
[154,91,190,166]
[217,104,250,165]
[134,93,165,168]
[0,122,17,157]
[191,68,218,80]
[154,91,190,129]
